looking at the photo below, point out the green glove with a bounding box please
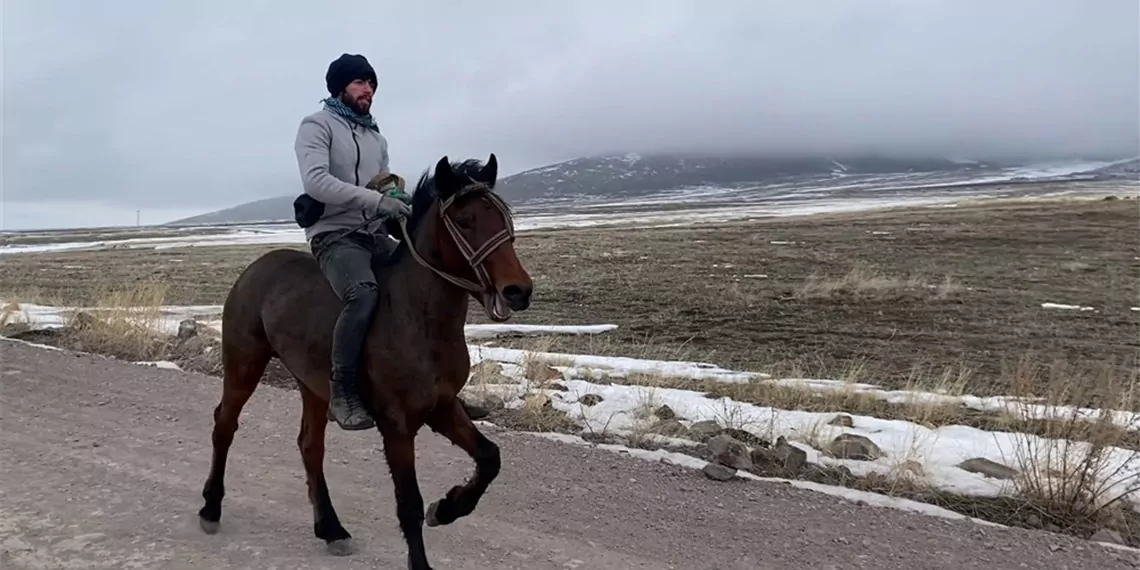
[384,186,412,205]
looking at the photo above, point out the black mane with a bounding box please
[385,158,495,262]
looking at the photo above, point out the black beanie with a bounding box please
[325,53,377,96]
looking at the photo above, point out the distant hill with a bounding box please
[167,153,1136,226]
[167,195,296,226]
[492,153,977,203]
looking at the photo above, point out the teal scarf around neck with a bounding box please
[322,96,378,131]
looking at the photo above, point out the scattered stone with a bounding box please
[460,399,491,420]
[534,364,563,382]
[751,436,808,474]
[827,433,884,461]
[1089,529,1124,545]
[177,319,200,340]
[474,394,506,412]
[716,428,768,448]
[653,404,676,420]
[701,462,736,481]
[688,420,722,441]
[957,457,1018,480]
[548,382,570,392]
[828,414,855,428]
[707,434,753,471]
[578,393,604,406]
[649,419,689,437]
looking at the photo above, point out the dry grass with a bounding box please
[61,278,173,361]
[1000,359,1140,540]
[793,263,968,301]
[795,264,932,300]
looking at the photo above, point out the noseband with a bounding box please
[398,181,515,293]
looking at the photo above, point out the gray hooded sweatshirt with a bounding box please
[293,107,390,241]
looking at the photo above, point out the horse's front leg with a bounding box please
[424,397,501,527]
[382,429,433,570]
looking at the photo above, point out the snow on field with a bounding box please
[470,345,765,384]
[0,300,624,344]
[0,301,224,335]
[465,350,1140,510]
[0,198,960,255]
[1042,302,1096,311]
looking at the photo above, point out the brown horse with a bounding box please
[196,154,532,569]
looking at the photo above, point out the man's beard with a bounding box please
[339,93,371,115]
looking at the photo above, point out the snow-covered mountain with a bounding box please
[493,153,988,203]
[168,153,1137,225]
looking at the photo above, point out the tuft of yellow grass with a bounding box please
[63,277,172,361]
[794,263,963,300]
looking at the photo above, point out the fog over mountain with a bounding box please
[168,154,1137,226]
[3,1,1137,230]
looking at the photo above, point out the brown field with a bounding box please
[3,196,1138,406]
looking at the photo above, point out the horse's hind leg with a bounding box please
[197,338,270,534]
[297,384,353,555]
[423,398,501,527]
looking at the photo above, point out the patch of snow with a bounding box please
[469,345,767,384]
[766,377,1140,432]
[0,300,224,336]
[0,336,63,351]
[464,324,618,340]
[133,360,182,370]
[2,300,618,344]
[1041,302,1095,311]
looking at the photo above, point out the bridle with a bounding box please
[396,181,515,293]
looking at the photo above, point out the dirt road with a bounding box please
[1,339,1135,569]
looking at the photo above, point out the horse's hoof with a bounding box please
[425,500,442,527]
[326,538,354,556]
[199,517,220,535]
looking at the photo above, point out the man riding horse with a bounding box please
[291,53,433,430]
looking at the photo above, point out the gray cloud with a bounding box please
[2,0,1137,229]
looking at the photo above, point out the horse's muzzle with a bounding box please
[501,284,532,312]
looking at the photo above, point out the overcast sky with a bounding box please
[2,0,1137,230]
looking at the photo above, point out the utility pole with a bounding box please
[136,209,140,227]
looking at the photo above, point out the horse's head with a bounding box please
[405,154,532,322]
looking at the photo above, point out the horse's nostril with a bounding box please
[502,285,529,301]
[501,284,532,310]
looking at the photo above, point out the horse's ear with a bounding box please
[434,155,458,196]
[473,153,498,186]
